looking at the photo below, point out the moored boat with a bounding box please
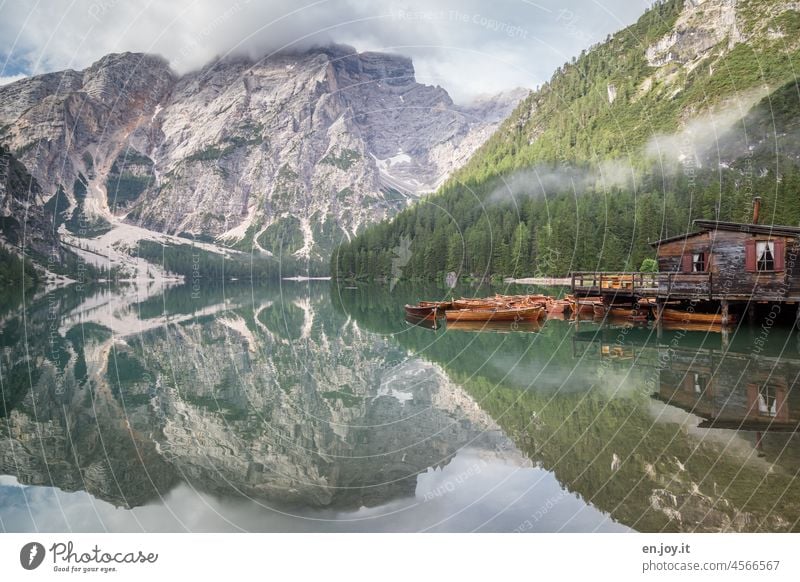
[404,304,438,319]
[575,299,600,315]
[418,300,453,310]
[452,298,503,310]
[546,299,570,315]
[445,305,544,322]
[593,302,649,321]
[659,320,724,333]
[660,308,736,325]
[612,305,650,321]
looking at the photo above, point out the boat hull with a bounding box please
[611,306,649,320]
[660,308,735,325]
[452,299,501,310]
[594,303,649,321]
[418,300,453,310]
[546,300,570,315]
[404,304,438,318]
[445,306,544,322]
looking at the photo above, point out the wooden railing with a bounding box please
[570,271,658,295]
[571,271,713,299]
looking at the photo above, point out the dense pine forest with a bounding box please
[332,0,800,280]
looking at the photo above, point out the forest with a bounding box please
[331,162,800,280]
[332,0,800,280]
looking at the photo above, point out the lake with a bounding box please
[1,280,799,532]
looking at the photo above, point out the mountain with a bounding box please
[0,47,523,275]
[0,143,75,301]
[333,0,800,280]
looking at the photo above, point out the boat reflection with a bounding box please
[404,314,440,330]
[445,319,545,334]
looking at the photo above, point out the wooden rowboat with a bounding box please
[659,320,724,333]
[452,300,501,310]
[660,308,736,325]
[593,302,650,321]
[546,300,569,315]
[404,304,438,319]
[611,306,649,321]
[445,305,544,322]
[419,300,453,310]
[575,300,600,315]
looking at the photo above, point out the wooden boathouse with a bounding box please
[571,198,800,325]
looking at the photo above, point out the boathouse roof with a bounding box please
[649,220,800,247]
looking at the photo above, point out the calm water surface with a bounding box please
[1,281,799,532]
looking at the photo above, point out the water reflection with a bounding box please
[1,281,799,532]
[339,288,800,532]
[655,344,800,432]
[0,450,627,532]
[0,281,624,532]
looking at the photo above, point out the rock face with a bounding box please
[645,0,741,67]
[644,0,798,69]
[0,47,523,264]
[0,144,61,263]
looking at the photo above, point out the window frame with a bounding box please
[756,240,775,272]
[691,252,706,273]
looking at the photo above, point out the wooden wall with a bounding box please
[655,230,800,300]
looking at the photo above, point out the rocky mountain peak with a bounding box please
[0,45,522,270]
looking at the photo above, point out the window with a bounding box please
[756,241,775,271]
[692,252,706,272]
[681,251,708,273]
[693,373,706,394]
[745,238,785,272]
[757,385,778,417]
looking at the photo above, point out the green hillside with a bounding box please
[333,0,800,280]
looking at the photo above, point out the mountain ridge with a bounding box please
[0,45,523,277]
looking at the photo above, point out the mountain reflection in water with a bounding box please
[1,281,799,532]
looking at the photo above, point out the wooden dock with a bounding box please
[571,269,800,328]
[572,270,800,302]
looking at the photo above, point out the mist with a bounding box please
[644,88,768,168]
[487,87,778,206]
[487,158,637,205]
[0,0,649,102]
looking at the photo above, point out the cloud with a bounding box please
[0,73,26,86]
[644,88,769,167]
[487,158,636,204]
[487,87,774,206]
[0,0,651,101]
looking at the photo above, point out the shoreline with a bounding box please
[504,277,571,286]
